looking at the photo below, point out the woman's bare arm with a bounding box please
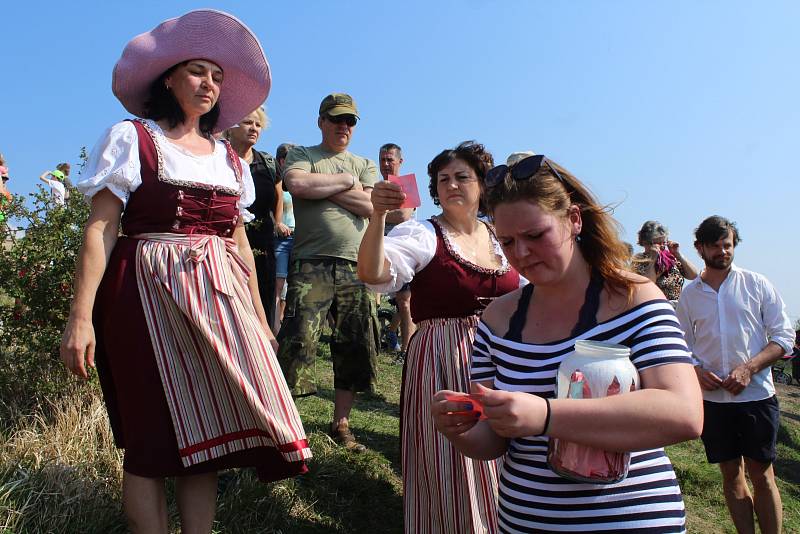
[60,189,122,378]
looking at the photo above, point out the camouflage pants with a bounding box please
[277,258,378,396]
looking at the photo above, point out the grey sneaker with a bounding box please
[330,421,367,453]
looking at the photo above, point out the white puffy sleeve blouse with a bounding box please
[366,218,526,294]
[78,120,256,221]
[365,219,438,294]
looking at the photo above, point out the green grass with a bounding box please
[667,383,800,533]
[0,341,798,533]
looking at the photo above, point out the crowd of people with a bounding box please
[0,8,791,534]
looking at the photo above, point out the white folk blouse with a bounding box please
[78,119,256,221]
[367,218,514,294]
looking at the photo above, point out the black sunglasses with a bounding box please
[327,114,357,127]
[484,155,566,189]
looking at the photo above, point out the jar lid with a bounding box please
[574,340,631,358]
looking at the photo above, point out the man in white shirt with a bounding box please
[677,215,794,534]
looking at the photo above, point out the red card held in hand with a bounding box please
[443,393,487,420]
[387,173,421,209]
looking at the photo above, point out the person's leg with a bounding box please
[175,472,218,534]
[719,458,755,534]
[276,259,334,397]
[122,471,168,534]
[701,400,753,533]
[279,281,287,324]
[741,395,782,534]
[262,234,277,329]
[273,276,285,333]
[744,459,782,534]
[334,388,356,426]
[394,287,416,353]
[273,236,291,333]
[386,304,402,352]
[247,229,276,328]
[328,260,378,451]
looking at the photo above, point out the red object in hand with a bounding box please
[443,393,487,420]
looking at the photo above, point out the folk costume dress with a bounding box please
[367,217,520,534]
[78,119,311,480]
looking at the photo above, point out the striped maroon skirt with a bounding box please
[401,315,499,533]
[94,234,310,480]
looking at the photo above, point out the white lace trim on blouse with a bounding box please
[366,218,516,294]
[78,119,255,221]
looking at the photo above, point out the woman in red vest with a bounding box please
[358,141,521,533]
[60,10,310,532]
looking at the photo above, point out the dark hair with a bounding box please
[144,62,220,136]
[694,215,740,247]
[275,142,297,162]
[485,158,636,301]
[637,220,668,246]
[427,141,493,213]
[380,143,402,158]
[56,162,71,176]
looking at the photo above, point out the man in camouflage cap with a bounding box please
[277,93,378,452]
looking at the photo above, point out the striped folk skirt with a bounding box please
[93,233,310,480]
[401,316,499,534]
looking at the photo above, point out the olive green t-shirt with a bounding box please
[284,144,378,261]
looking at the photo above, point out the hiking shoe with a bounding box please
[330,421,367,453]
[386,331,401,352]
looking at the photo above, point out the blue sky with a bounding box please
[3,1,799,323]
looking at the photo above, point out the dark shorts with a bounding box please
[276,258,378,396]
[701,396,780,464]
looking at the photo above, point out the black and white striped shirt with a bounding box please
[471,299,693,533]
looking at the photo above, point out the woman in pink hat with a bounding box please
[60,10,311,532]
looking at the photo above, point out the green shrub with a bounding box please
[0,163,90,410]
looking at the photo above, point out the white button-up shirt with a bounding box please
[676,264,794,403]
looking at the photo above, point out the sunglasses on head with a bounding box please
[484,155,566,190]
[327,114,357,127]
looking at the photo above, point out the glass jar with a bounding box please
[547,340,640,484]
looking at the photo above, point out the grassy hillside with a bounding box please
[0,347,797,533]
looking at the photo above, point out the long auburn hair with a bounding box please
[485,159,637,301]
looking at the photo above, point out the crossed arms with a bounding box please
[283,169,373,218]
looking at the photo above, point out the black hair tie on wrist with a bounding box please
[537,397,551,436]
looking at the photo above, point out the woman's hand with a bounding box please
[60,316,96,379]
[370,181,406,214]
[473,382,548,438]
[275,222,292,238]
[431,390,481,439]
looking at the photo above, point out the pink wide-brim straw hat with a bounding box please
[112,9,271,133]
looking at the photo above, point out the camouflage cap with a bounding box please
[319,93,360,119]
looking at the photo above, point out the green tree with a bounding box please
[0,152,91,407]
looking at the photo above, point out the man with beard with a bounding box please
[677,215,793,534]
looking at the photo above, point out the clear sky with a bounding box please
[3,1,799,323]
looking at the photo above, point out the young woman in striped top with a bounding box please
[432,155,703,533]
